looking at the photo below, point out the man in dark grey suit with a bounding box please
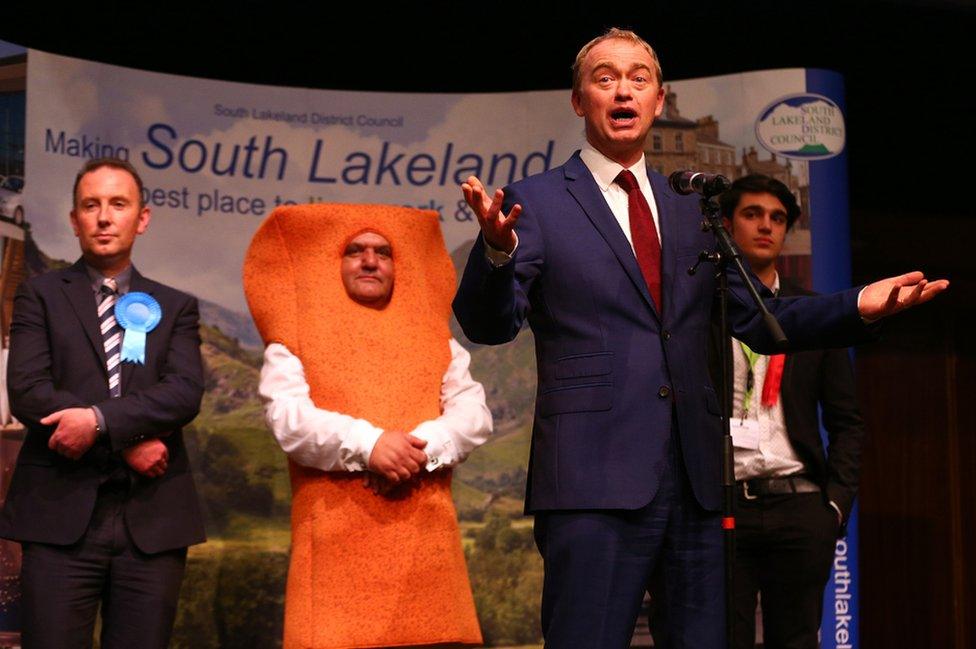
[1,158,206,649]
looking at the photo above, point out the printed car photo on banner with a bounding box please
[0,41,857,648]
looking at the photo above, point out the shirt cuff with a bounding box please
[855,287,877,324]
[483,232,519,267]
[341,422,384,472]
[410,420,456,471]
[91,405,107,437]
[828,500,844,526]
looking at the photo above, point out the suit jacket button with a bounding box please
[658,386,671,398]
[662,331,671,341]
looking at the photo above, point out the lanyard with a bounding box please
[738,341,762,418]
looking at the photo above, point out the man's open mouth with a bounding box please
[611,109,637,123]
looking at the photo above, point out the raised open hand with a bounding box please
[858,271,949,321]
[461,175,521,254]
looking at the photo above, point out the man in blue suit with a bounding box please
[453,28,946,649]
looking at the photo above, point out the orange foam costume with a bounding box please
[243,204,482,648]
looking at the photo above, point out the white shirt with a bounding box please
[731,273,805,480]
[578,141,661,251]
[259,338,492,473]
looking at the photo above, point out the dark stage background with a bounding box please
[3,2,974,647]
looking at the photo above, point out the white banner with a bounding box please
[25,50,807,320]
[15,49,857,648]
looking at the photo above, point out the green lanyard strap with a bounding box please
[738,341,762,417]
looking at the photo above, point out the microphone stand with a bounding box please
[687,190,787,649]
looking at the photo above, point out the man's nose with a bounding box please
[361,249,378,267]
[758,216,773,232]
[614,79,633,99]
[95,203,111,225]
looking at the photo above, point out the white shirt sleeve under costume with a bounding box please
[409,338,493,470]
[259,339,492,472]
[259,343,382,472]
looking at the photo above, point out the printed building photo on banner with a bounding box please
[0,40,854,649]
[0,46,25,649]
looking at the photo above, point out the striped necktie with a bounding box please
[98,278,123,398]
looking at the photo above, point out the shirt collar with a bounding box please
[85,263,133,295]
[579,141,651,192]
[772,271,780,295]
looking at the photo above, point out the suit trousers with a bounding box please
[20,482,187,649]
[732,490,839,649]
[533,429,725,649]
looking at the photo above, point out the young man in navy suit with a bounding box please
[453,28,946,649]
[1,158,206,649]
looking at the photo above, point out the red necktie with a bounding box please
[615,169,662,311]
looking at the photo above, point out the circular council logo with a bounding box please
[755,93,846,161]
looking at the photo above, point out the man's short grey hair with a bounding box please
[572,27,663,91]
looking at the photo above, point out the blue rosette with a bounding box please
[114,292,162,365]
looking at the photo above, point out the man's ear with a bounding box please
[571,90,585,117]
[136,205,151,235]
[69,209,81,237]
[653,85,665,118]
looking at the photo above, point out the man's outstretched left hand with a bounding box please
[858,271,949,321]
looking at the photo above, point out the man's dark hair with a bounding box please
[719,174,800,230]
[72,157,146,208]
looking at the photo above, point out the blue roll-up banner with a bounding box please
[0,44,859,647]
[804,69,859,649]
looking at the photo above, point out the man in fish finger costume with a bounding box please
[243,203,492,648]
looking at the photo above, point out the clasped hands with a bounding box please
[43,407,168,478]
[364,430,429,495]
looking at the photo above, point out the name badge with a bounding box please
[731,418,762,450]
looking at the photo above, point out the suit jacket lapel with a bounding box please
[61,260,108,374]
[121,268,155,393]
[649,171,681,322]
[563,153,658,319]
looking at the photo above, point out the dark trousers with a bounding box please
[732,490,839,649]
[19,486,187,649]
[533,433,724,649]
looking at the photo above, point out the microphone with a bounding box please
[668,170,731,197]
